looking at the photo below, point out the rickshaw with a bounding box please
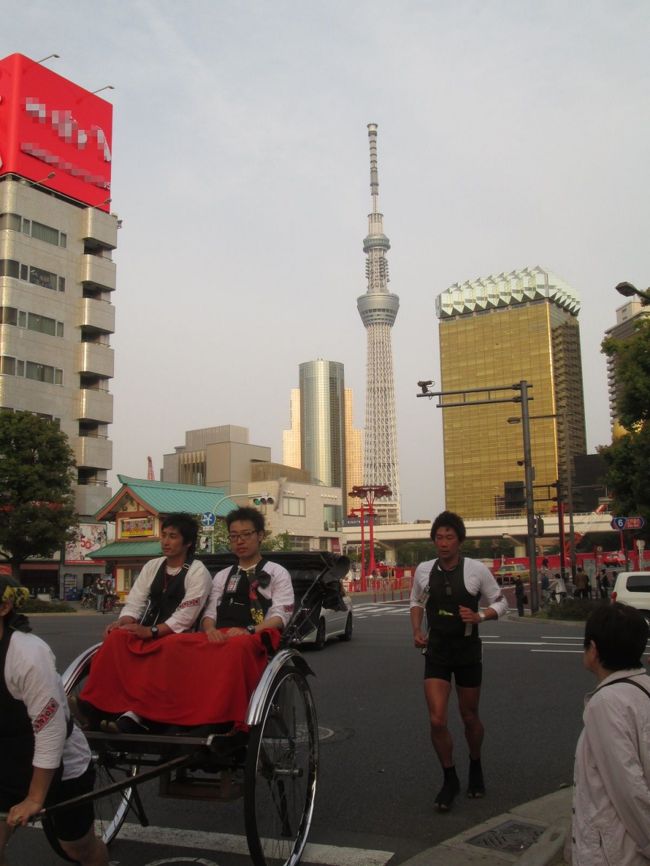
[41,552,350,866]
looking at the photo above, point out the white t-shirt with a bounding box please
[4,630,90,780]
[409,557,509,617]
[121,557,213,632]
[204,560,295,628]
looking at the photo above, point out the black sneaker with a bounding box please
[435,773,460,812]
[101,711,149,735]
[467,761,486,798]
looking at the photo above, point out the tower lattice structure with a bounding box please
[357,123,401,523]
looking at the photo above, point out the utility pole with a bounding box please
[417,379,540,613]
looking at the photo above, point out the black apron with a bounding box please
[215,560,272,629]
[425,557,482,667]
[141,559,192,627]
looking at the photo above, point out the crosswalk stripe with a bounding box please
[116,823,394,865]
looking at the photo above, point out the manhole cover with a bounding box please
[467,820,544,853]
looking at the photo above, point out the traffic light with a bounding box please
[252,496,274,506]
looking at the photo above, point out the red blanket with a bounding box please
[80,628,280,727]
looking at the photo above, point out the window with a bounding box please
[283,497,306,517]
[0,356,16,375]
[31,221,60,246]
[0,307,18,325]
[25,361,63,385]
[0,213,66,247]
[29,266,58,291]
[27,313,57,337]
[0,260,19,278]
[0,213,21,231]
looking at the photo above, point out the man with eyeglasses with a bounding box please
[409,511,507,813]
[201,507,294,641]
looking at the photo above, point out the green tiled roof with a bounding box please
[89,540,162,559]
[96,476,238,520]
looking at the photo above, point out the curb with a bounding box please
[398,787,571,866]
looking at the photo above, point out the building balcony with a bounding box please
[77,298,115,334]
[74,436,113,470]
[75,343,114,379]
[79,255,116,292]
[75,482,112,518]
[81,208,118,250]
[77,389,113,424]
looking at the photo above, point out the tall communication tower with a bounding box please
[357,123,401,523]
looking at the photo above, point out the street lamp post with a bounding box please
[517,383,539,613]
[615,281,650,304]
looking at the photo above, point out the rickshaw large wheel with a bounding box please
[42,645,141,859]
[244,665,318,866]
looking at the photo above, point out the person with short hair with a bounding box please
[573,603,650,865]
[0,577,108,866]
[73,512,212,733]
[409,511,508,812]
[201,506,294,642]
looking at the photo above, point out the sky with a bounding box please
[5,1,650,521]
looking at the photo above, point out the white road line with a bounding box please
[117,823,394,866]
[541,635,583,640]
[532,649,584,654]
[482,641,545,646]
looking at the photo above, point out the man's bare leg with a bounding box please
[457,684,486,796]
[424,678,460,810]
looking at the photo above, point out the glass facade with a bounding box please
[299,360,346,491]
[439,297,586,519]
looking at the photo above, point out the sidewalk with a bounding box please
[399,787,572,866]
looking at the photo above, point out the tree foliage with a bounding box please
[602,318,650,429]
[0,412,77,578]
[600,319,650,538]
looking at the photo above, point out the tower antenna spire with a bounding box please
[357,123,401,522]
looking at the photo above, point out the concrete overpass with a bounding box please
[341,513,615,563]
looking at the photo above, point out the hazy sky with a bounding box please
[6,1,650,520]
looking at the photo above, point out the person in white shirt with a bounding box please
[573,602,650,866]
[409,511,508,813]
[0,577,108,866]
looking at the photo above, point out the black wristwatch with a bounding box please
[246,625,256,635]
[150,625,159,639]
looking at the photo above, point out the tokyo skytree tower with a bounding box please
[357,123,401,523]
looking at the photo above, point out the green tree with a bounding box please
[0,412,77,579]
[601,319,650,539]
[262,531,293,552]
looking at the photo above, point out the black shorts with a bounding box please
[0,763,95,842]
[424,656,483,687]
[46,763,96,842]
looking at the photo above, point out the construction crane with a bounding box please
[147,456,155,481]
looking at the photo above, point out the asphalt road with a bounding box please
[7,605,593,866]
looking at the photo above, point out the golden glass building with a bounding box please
[436,266,586,519]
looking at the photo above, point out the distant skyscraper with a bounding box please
[357,123,401,523]
[604,298,650,437]
[282,360,363,515]
[436,266,587,519]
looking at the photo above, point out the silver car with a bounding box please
[300,590,353,650]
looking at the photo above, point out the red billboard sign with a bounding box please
[0,53,112,211]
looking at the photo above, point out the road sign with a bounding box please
[610,516,646,531]
[201,511,216,527]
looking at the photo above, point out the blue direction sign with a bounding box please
[201,511,216,527]
[611,516,646,531]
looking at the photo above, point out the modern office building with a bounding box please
[357,124,401,523]
[282,360,363,515]
[604,299,650,437]
[162,425,271,496]
[436,266,587,519]
[0,53,117,517]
